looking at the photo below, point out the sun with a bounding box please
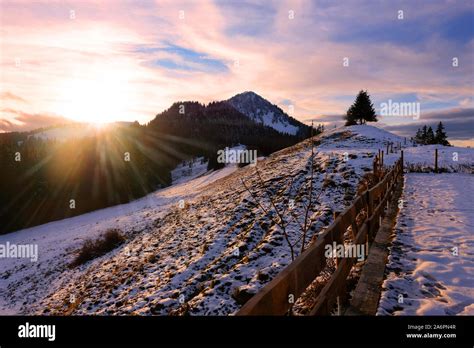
[55,67,138,124]
[91,121,109,129]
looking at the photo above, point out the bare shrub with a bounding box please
[70,229,125,268]
[241,123,325,260]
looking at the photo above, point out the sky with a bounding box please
[0,0,473,145]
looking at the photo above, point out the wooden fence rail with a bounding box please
[237,153,404,316]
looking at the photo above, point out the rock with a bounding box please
[257,272,269,282]
[231,287,256,305]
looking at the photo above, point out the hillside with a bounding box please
[0,93,311,234]
[1,125,472,315]
[146,100,305,170]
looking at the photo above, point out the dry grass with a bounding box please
[69,229,125,268]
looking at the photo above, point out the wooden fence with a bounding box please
[236,153,404,315]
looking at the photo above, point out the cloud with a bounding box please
[0,108,71,132]
[135,43,229,73]
[0,92,27,103]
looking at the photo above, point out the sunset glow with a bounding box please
[55,68,140,124]
[0,0,472,144]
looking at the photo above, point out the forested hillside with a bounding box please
[0,99,315,234]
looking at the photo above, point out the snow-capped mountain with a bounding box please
[227,91,306,135]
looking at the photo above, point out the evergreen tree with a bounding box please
[344,104,357,126]
[415,128,423,144]
[435,121,450,146]
[344,90,377,126]
[426,126,435,145]
[421,125,428,144]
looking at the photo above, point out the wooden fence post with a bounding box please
[386,143,389,155]
[373,157,378,178]
[381,151,384,166]
[366,190,373,217]
[400,151,404,175]
[365,189,372,256]
[333,211,343,267]
[435,148,438,173]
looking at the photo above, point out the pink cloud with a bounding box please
[0,108,71,132]
[0,91,27,103]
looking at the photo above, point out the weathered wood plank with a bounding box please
[310,257,354,315]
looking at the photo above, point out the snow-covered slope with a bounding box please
[1,124,472,316]
[319,124,405,151]
[171,157,209,185]
[0,164,239,314]
[323,125,473,172]
[26,133,367,315]
[227,91,303,135]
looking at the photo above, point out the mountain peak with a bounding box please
[232,91,263,99]
[227,91,307,136]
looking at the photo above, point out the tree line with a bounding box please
[0,125,174,233]
[147,101,318,170]
[414,122,450,145]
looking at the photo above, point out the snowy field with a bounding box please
[378,174,474,315]
[1,124,472,315]
[400,145,473,173]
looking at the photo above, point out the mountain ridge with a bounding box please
[150,91,310,136]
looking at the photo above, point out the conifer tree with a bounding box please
[421,125,428,144]
[344,90,377,126]
[435,121,450,146]
[415,128,423,143]
[426,126,435,144]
